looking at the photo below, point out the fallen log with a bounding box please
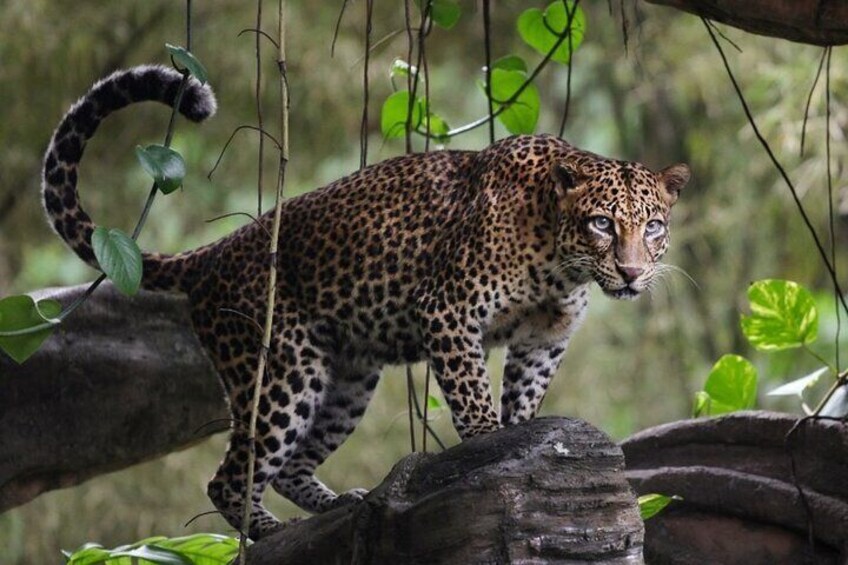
[247,417,644,564]
[622,411,848,564]
[0,283,227,513]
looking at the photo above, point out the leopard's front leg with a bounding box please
[418,299,499,439]
[500,341,568,426]
[500,290,589,426]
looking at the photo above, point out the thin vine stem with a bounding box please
[799,48,827,158]
[482,0,494,144]
[238,0,288,558]
[404,0,414,153]
[360,0,373,169]
[432,6,580,139]
[702,19,848,319]
[406,366,417,452]
[558,0,579,137]
[254,0,264,216]
[824,47,840,373]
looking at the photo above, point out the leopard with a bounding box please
[41,65,690,539]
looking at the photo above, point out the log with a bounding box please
[621,411,848,564]
[0,283,227,513]
[642,0,848,46]
[247,417,644,564]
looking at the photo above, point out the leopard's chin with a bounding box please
[602,286,641,300]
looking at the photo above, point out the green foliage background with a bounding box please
[1,1,846,561]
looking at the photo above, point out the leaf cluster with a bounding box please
[381,1,584,142]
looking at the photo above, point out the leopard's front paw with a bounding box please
[459,420,502,439]
[326,487,369,510]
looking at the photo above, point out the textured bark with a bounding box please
[0,283,227,513]
[247,417,644,565]
[643,0,848,45]
[621,411,848,564]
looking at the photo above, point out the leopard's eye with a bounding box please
[588,216,613,234]
[645,219,665,237]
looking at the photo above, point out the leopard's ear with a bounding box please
[551,162,588,197]
[658,163,691,206]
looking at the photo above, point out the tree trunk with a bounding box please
[247,417,644,564]
[0,283,226,513]
[642,0,848,45]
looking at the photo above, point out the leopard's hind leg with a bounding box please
[272,359,380,513]
[205,311,332,539]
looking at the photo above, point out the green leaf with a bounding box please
[424,113,450,141]
[0,296,62,364]
[64,534,239,565]
[417,98,450,142]
[135,144,187,195]
[699,354,758,415]
[112,546,190,565]
[492,55,528,73]
[740,279,819,351]
[381,91,424,139]
[419,0,461,29]
[480,68,540,134]
[426,394,442,410]
[638,493,679,521]
[165,43,208,84]
[92,227,143,296]
[767,367,828,398]
[148,534,240,565]
[517,1,586,65]
[692,390,710,418]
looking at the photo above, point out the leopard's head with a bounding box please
[550,155,690,300]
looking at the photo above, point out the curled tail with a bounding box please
[42,65,216,293]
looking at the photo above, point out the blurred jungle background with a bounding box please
[1,1,846,561]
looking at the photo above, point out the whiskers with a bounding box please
[648,262,700,298]
[552,254,594,279]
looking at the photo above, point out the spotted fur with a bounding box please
[42,66,689,538]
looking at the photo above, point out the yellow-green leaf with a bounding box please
[638,493,679,520]
[740,279,818,351]
[697,354,758,416]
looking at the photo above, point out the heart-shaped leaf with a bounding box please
[419,0,461,29]
[0,295,62,364]
[698,354,758,416]
[92,227,143,296]
[381,91,424,139]
[135,144,186,195]
[740,279,818,351]
[165,43,208,84]
[517,1,585,65]
[479,68,540,134]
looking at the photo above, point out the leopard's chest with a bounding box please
[482,284,590,349]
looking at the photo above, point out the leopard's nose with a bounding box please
[616,264,644,283]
